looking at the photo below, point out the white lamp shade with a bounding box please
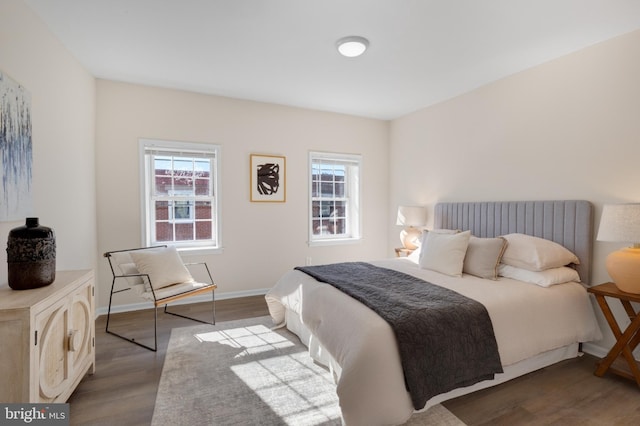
[396,206,427,227]
[597,203,640,243]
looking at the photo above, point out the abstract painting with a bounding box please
[250,154,286,202]
[0,71,33,221]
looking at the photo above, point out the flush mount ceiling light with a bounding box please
[336,36,369,58]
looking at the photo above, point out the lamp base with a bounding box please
[606,247,640,294]
[400,228,422,250]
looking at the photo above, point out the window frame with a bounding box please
[308,151,362,246]
[139,139,222,254]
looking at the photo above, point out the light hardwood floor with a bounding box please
[69,296,640,425]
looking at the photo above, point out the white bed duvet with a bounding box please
[265,257,602,426]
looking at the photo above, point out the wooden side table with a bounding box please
[587,282,640,387]
[394,247,414,257]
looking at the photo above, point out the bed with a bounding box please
[265,200,602,425]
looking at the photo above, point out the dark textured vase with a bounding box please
[7,217,56,290]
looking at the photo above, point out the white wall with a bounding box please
[5,0,635,357]
[389,29,640,353]
[95,80,389,309]
[0,0,96,285]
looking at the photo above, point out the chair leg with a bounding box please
[105,278,116,333]
[153,305,158,351]
[105,280,158,352]
[163,290,216,325]
[105,310,158,352]
[212,287,216,325]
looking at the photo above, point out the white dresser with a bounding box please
[0,269,95,403]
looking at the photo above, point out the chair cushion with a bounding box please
[134,280,214,301]
[130,246,193,290]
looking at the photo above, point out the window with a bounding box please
[309,152,361,244]
[140,139,221,251]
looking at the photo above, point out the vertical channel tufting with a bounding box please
[434,200,593,284]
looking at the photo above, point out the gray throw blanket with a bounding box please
[295,262,503,409]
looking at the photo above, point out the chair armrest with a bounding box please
[183,262,214,286]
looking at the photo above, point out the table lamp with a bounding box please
[396,206,427,250]
[596,203,640,293]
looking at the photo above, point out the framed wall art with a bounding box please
[0,70,33,221]
[250,154,286,202]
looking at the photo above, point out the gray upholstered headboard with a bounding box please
[433,200,594,284]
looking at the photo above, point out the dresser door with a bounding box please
[34,299,70,402]
[69,282,93,374]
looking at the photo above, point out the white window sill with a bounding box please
[307,238,362,247]
[176,246,224,256]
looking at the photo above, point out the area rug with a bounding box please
[151,316,466,426]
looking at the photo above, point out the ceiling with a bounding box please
[24,0,640,120]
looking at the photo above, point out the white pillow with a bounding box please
[130,247,193,290]
[500,233,579,271]
[118,262,144,286]
[463,236,508,280]
[407,247,421,264]
[408,229,459,263]
[498,264,581,287]
[109,250,145,286]
[419,230,471,277]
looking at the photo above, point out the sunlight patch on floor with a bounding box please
[231,351,341,425]
[194,324,295,357]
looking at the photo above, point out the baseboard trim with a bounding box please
[581,341,609,359]
[95,288,270,317]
